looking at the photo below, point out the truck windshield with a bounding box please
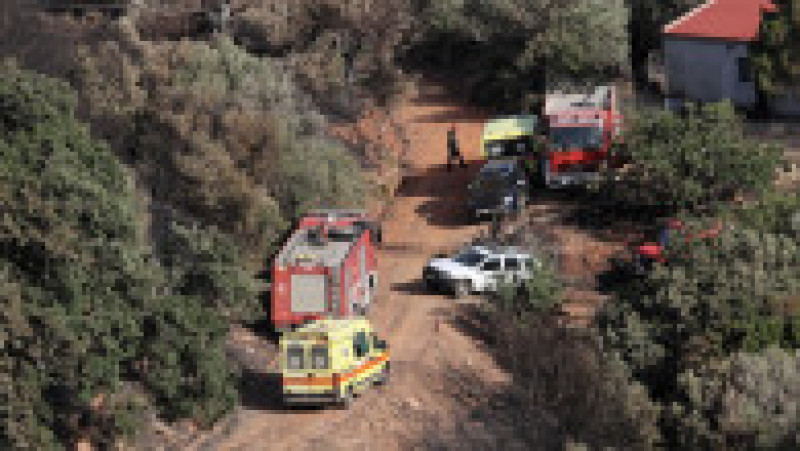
[485,137,533,158]
[454,250,486,267]
[549,127,603,150]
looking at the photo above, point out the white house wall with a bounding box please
[664,37,756,107]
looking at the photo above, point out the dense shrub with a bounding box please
[667,348,800,449]
[406,0,629,110]
[73,33,370,262]
[491,254,563,320]
[721,188,800,240]
[487,314,662,449]
[751,0,800,101]
[610,102,785,213]
[160,221,261,322]
[482,252,661,448]
[0,60,237,449]
[598,215,799,447]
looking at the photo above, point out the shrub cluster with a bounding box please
[598,217,800,448]
[608,102,785,214]
[1,61,236,449]
[404,0,629,111]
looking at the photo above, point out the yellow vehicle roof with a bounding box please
[482,115,539,142]
[289,318,372,338]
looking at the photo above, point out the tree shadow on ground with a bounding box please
[402,307,661,450]
[395,161,484,228]
[521,185,668,244]
[390,279,433,297]
[411,108,488,125]
[444,304,498,349]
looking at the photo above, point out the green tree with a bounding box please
[751,0,800,108]
[611,102,784,213]
[626,0,703,84]
[408,0,629,110]
[667,347,800,449]
[599,217,799,446]
[1,60,237,449]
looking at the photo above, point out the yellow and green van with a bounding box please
[279,318,389,407]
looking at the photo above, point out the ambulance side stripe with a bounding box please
[281,352,389,386]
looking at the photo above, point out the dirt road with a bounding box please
[172,79,626,451]
[172,80,517,450]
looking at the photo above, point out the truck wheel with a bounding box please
[453,280,471,299]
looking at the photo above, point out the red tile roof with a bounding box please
[663,0,777,42]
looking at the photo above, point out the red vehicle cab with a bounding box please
[541,85,625,188]
[270,210,381,333]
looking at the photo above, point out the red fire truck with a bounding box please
[539,85,625,188]
[271,210,381,333]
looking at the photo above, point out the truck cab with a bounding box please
[271,210,380,333]
[280,318,389,407]
[541,85,624,188]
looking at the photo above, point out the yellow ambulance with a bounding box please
[279,318,390,407]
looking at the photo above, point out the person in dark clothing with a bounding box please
[446,124,467,171]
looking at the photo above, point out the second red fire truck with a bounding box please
[537,85,625,188]
[270,210,381,333]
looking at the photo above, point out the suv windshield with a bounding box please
[549,126,603,150]
[454,249,487,266]
[485,137,533,158]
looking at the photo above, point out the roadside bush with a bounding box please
[492,255,563,320]
[272,131,367,222]
[485,250,660,448]
[489,314,662,449]
[137,295,237,427]
[160,221,261,322]
[610,102,785,213]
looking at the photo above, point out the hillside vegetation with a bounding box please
[1,0,798,449]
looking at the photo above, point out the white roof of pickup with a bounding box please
[545,85,615,115]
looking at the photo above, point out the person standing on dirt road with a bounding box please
[446,124,466,171]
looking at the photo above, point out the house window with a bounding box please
[737,57,752,83]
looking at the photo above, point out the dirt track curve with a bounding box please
[176,79,623,451]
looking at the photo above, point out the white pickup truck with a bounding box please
[422,244,540,298]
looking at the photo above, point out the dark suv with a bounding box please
[467,159,528,222]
